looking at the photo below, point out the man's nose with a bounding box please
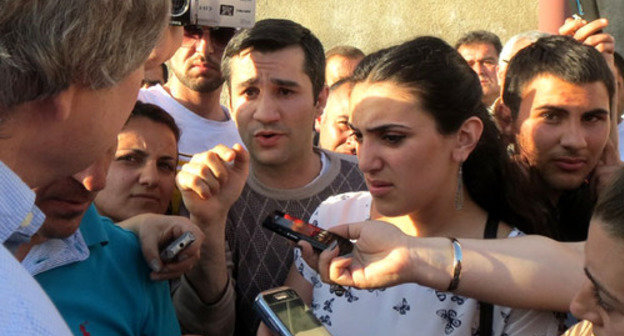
[560,121,588,150]
[195,32,215,56]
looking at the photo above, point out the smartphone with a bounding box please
[160,231,196,262]
[254,287,332,336]
[262,211,353,256]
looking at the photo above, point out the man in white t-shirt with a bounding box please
[139,25,243,168]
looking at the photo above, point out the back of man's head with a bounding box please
[502,35,615,121]
[499,31,548,67]
[325,45,365,61]
[593,168,624,239]
[0,0,169,109]
[222,19,325,101]
[455,30,502,54]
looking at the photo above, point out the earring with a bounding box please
[455,163,463,211]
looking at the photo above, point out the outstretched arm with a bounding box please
[316,220,584,312]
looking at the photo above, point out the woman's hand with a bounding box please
[317,220,420,289]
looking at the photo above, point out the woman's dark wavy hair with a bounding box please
[353,36,552,235]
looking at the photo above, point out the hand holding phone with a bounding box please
[254,287,331,336]
[160,231,196,262]
[262,211,353,256]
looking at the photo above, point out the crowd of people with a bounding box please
[1,1,624,336]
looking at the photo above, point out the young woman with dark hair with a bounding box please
[260,36,561,336]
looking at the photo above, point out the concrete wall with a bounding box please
[255,0,539,53]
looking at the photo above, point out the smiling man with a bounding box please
[502,35,614,241]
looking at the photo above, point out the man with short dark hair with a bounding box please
[456,30,502,106]
[325,45,365,87]
[177,19,367,335]
[315,79,356,155]
[502,35,614,241]
[139,24,243,169]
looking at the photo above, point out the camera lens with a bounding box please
[171,0,190,16]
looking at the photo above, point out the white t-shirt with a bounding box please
[138,85,243,168]
[294,191,561,336]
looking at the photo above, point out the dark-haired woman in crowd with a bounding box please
[95,101,180,221]
[264,36,562,335]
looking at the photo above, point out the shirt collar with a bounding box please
[0,161,46,250]
[79,204,109,247]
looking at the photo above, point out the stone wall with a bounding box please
[255,0,539,53]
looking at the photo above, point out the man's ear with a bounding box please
[314,114,323,133]
[31,85,78,122]
[493,98,514,140]
[314,85,329,118]
[452,116,483,162]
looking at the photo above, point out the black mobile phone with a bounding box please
[160,231,196,262]
[262,211,353,256]
[573,0,600,22]
[253,287,332,336]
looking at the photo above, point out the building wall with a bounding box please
[255,0,539,53]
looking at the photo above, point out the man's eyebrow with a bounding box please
[271,78,300,88]
[584,267,622,304]
[238,77,259,87]
[116,148,148,158]
[582,108,610,116]
[534,105,569,114]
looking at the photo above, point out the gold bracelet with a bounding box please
[446,237,462,292]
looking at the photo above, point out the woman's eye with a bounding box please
[382,134,405,144]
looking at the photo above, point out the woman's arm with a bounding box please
[316,220,584,311]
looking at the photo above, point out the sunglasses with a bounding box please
[182,25,236,49]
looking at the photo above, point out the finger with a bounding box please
[202,151,231,185]
[328,256,355,287]
[141,233,164,273]
[208,144,237,164]
[176,169,217,199]
[600,139,620,166]
[142,222,180,273]
[326,222,365,240]
[583,34,615,53]
[318,242,341,283]
[559,17,585,36]
[573,19,609,42]
[232,143,250,173]
[297,240,319,272]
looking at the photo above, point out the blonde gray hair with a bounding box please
[0,0,169,109]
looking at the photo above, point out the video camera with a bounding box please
[170,0,255,28]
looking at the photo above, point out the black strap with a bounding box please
[479,214,498,336]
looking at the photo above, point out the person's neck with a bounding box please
[252,149,322,190]
[373,191,489,239]
[164,79,225,121]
